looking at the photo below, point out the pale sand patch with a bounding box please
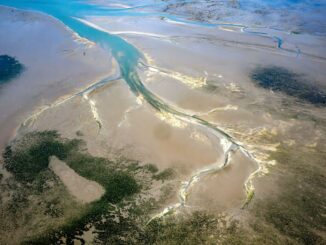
[49,156,105,203]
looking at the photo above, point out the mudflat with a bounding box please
[0,1,325,244]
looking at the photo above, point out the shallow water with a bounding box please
[0,0,259,213]
[0,0,325,224]
[0,6,112,148]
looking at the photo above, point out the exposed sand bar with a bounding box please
[80,13,326,215]
[5,2,324,218]
[49,156,105,203]
[0,6,116,149]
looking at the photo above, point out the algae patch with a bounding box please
[0,131,175,244]
[3,131,79,183]
[251,66,326,106]
[0,55,24,84]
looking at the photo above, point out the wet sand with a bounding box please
[187,150,257,212]
[49,156,105,203]
[13,6,326,216]
[0,6,116,149]
[0,2,325,244]
[82,13,326,214]
[26,79,223,177]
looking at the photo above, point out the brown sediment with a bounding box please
[0,6,115,149]
[8,7,326,218]
[26,79,222,176]
[49,156,105,203]
[1,4,325,244]
[187,150,257,212]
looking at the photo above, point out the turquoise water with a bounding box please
[0,0,256,187]
[0,0,321,153]
[1,0,313,58]
[0,0,322,148]
[0,0,232,132]
[0,0,143,92]
[0,0,322,213]
[3,0,322,62]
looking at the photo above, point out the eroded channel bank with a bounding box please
[1,1,262,214]
[1,1,325,244]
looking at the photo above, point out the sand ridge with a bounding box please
[49,156,105,203]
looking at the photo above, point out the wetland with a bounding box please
[0,1,325,244]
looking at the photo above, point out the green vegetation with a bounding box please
[3,131,79,182]
[66,153,139,204]
[144,163,159,174]
[0,166,83,244]
[252,144,326,245]
[1,131,140,243]
[92,209,244,245]
[139,210,254,245]
[2,131,179,244]
[143,211,223,245]
[153,168,175,181]
[0,55,24,84]
[251,66,326,106]
[4,130,324,244]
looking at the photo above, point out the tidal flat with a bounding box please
[0,6,115,149]
[0,1,325,244]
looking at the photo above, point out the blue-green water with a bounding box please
[0,0,253,209]
[1,0,314,59]
[0,2,325,243]
[0,0,143,92]
[0,0,323,217]
[3,0,323,64]
[0,0,322,156]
